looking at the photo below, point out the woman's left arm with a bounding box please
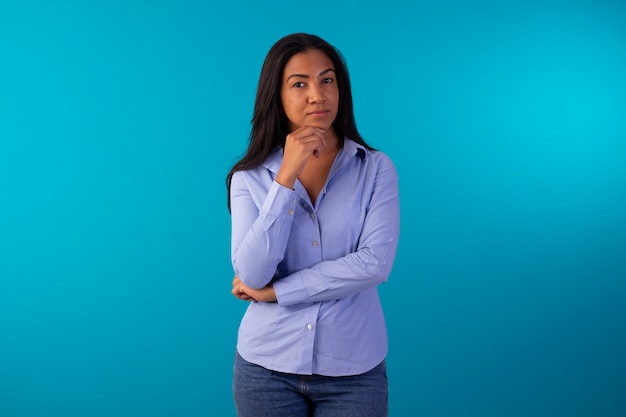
[272,155,400,306]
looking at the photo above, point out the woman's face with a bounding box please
[280,48,339,133]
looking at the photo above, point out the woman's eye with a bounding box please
[293,81,305,88]
[323,78,334,84]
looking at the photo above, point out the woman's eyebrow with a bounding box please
[286,73,309,81]
[285,68,335,82]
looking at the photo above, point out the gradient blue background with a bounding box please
[1,0,625,416]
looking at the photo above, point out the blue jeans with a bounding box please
[233,352,388,417]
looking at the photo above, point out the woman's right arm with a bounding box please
[231,127,326,289]
[230,171,298,289]
[231,126,326,289]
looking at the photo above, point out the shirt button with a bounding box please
[288,209,294,215]
[310,213,316,219]
[307,324,313,330]
[312,241,318,246]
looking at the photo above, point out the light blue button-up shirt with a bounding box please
[230,138,400,376]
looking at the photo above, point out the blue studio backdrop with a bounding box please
[1,0,625,416]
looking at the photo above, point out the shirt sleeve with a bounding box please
[230,171,298,289]
[273,154,400,306]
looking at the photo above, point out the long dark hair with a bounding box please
[226,33,373,210]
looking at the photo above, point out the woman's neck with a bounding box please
[321,128,342,155]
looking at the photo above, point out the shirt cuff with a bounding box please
[274,271,310,306]
[274,269,330,306]
[262,180,298,217]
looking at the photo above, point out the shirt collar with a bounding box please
[262,137,367,174]
[343,137,368,161]
[262,147,284,174]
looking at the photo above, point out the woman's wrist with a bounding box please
[275,171,296,189]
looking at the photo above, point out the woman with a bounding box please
[227,33,399,417]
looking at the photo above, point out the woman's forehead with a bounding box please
[283,49,334,74]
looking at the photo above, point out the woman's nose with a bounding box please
[308,86,325,103]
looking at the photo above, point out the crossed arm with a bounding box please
[229,154,399,305]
